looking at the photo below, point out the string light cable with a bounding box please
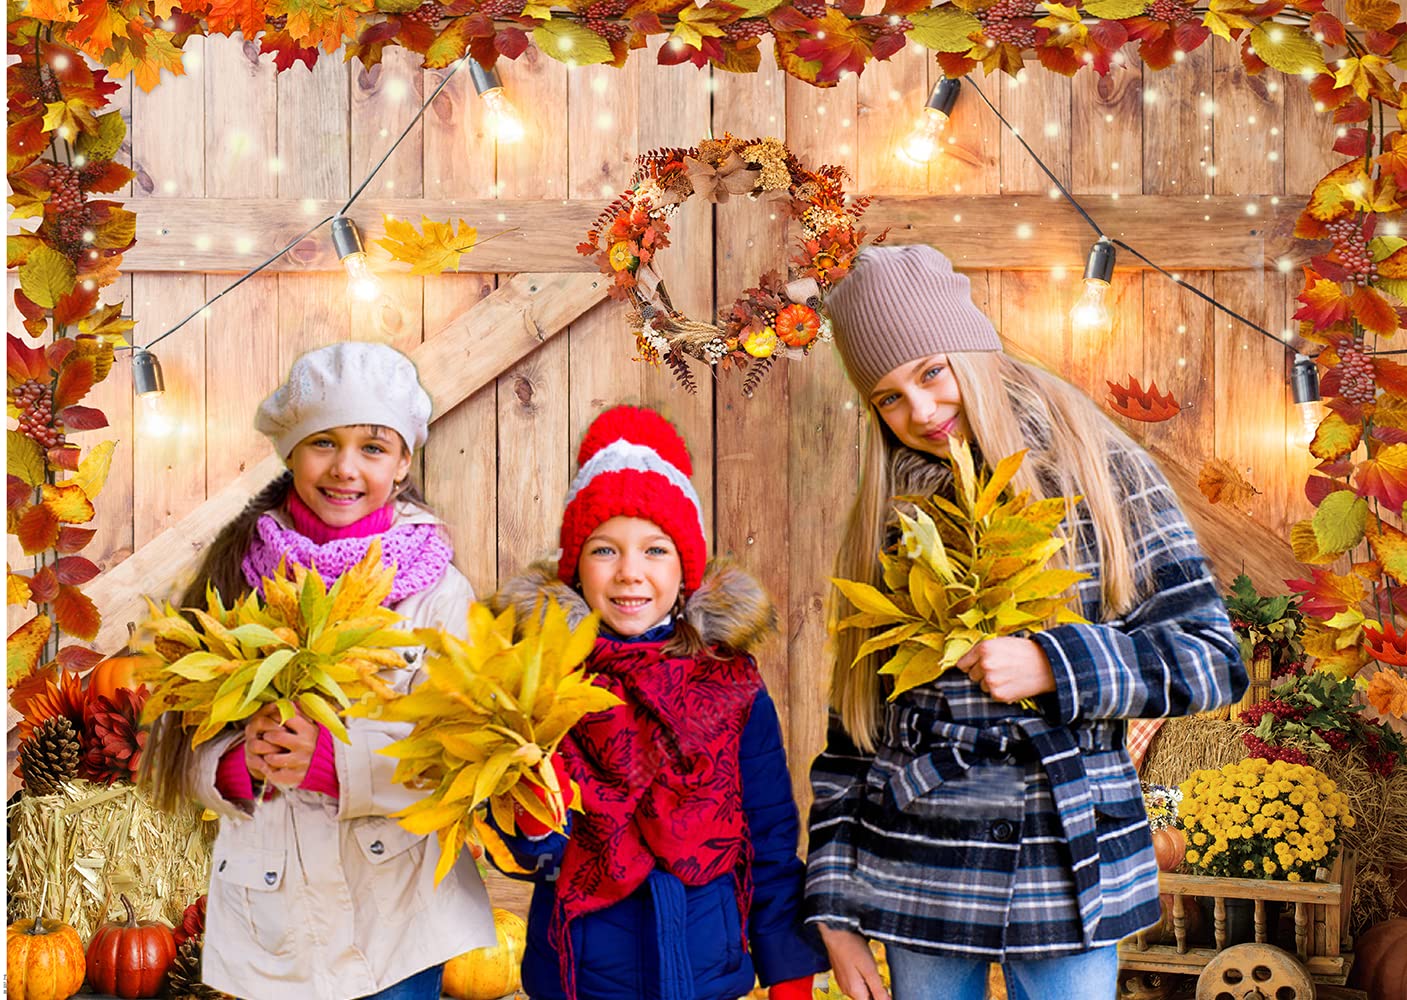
[128,52,486,390]
[961,73,1300,357]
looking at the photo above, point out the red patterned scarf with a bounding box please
[550,636,762,997]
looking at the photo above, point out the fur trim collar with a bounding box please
[491,560,776,654]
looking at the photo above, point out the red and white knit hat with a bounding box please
[557,406,707,594]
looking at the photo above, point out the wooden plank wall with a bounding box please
[10,30,1339,873]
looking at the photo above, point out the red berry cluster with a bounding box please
[793,0,827,17]
[46,162,92,257]
[403,3,444,25]
[722,18,772,40]
[1361,730,1398,777]
[1241,732,1309,766]
[480,0,524,17]
[585,1,631,42]
[1239,697,1307,728]
[1336,336,1376,405]
[981,0,1038,47]
[1148,0,1196,23]
[267,13,288,29]
[1326,216,1379,287]
[873,16,914,35]
[11,379,65,449]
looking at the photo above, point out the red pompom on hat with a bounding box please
[558,406,707,594]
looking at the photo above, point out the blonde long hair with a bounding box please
[829,349,1171,751]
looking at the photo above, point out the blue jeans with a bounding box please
[357,965,444,1000]
[887,943,1119,1000]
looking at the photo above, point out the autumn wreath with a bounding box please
[577,134,887,394]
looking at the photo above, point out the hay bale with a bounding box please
[6,778,215,939]
[1138,715,1407,934]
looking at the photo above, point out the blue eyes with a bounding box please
[876,365,946,408]
[588,545,672,557]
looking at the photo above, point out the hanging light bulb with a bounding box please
[901,78,961,165]
[331,216,382,303]
[1070,238,1116,339]
[1291,352,1322,446]
[469,61,525,145]
[132,349,165,399]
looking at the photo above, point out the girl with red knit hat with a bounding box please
[488,404,828,1000]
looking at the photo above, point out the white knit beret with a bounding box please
[255,341,432,458]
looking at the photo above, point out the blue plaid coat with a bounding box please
[804,447,1247,960]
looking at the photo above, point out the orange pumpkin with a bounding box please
[442,908,527,1000]
[1349,917,1407,1000]
[7,910,86,1000]
[84,895,177,999]
[85,648,153,705]
[1152,826,1185,872]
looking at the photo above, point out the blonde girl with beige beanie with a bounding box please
[803,245,1247,1000]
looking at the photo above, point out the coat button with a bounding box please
[218,860,227,873]
[991,820,1016,843]
[369,840,385,855]
[264,871,277,885]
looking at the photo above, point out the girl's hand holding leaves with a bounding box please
[139,543,414,746]
[832,438,1090,700]
[352,599,620,883]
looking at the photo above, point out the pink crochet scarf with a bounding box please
[241,509,454,605]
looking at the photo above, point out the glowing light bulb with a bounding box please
[1296,401,1321,447]
[480,87,525,144]
[902,107,949,164]
[342,251,382,302]
[1070,278,1113,338]
[331,217,382,303]
[1070,239,1117,339]
[900,78,961,167]
[469,61,525,145]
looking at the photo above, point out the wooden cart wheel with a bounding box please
[1195,943,1315,1000]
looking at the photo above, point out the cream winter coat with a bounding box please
[188,504,496,1000]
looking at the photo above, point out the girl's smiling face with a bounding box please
[869,353,969,458]
[287,425,412,527]
[576,516,683,637]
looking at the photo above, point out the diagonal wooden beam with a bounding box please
[1148,442,1303,597]
[84,271,608,654]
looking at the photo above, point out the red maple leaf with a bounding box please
[260,29,320,73]
[1363,620,1407,666]
[1286,566,1365,618]
[793,11,872,83]
[1105,375,1181,422]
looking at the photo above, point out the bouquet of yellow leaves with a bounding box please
[832,438,1091,700]
[140,544,413,745]
[352,599,620,883]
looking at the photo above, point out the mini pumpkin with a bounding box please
[442,908,527,1000]
[1349,917,1407,1000]
[84,894,177,999]
[1152,826,1186,872]
[7,907,86,1000]
[86,627,155,704]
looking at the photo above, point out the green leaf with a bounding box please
[1248,23,1328,76]
[76,111,126,162]
[1312,489,1368,555]
[18,245,77,309]
[1081,0,1148,16]
[532,19,614,65]
[8,431,46,487]
[166,650,229,681]
[905,7,982,52]
[730,0,783,14]
[1371,236,1407,262]
[238,648,297,712]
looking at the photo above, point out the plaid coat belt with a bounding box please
[886,706,1112,949]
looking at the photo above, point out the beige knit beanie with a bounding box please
[826,244,1002,399]
[255,341,432,458]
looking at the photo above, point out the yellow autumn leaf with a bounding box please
[69,440,116,500]
[1202,0,1254,42]
[1247,23,1326,76]
[1334,54,1395,102]
[1312,489,1368,556]
[905,7,982,52]
[671,3,733,50]
[375,215,479,275]
[8,571,33,608]
[532,18,615,65]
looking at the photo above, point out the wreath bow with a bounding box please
[684,151,759,203]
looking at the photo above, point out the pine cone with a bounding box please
[80,685,149,784]
[164,935,233,1000]
[18,716,80,794]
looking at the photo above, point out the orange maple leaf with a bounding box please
[1198,457,1260,513]
[1356,443,1407,514]
[1285,566,1367,619]
[1105,375,1180,422]
[1367,668,1407,718]
[1374,131,1407,190]
[1364,621,1407,666]
[206,0,267,37]
[1352,285,1399,337]
[1308,161,1368,222]
[1294,270,1353,330]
